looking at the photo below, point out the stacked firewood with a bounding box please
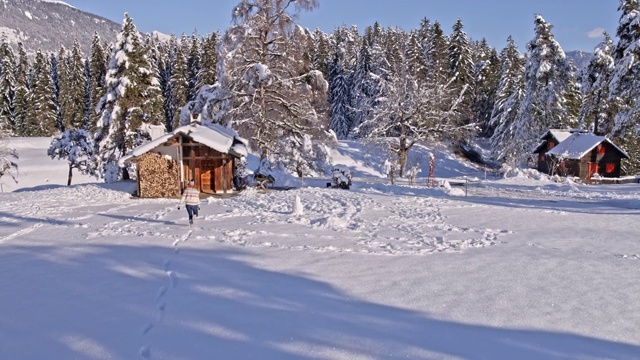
[137,152,180,198]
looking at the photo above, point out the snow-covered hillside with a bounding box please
[1,138,639,359]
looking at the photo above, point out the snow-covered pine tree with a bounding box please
[48,128,97,185]
[489,36,525,163]
[448,19,474,87]
[27,50,57,136]
[198,32,218,88]
[94,13,164,182]
[609,0,640,136]
[170,36,189,129]
[405,31,427,80]
[471,39,500,135]
[421,21,453,112]
[609,0,640,174]
[58,40,87,131]
[82,59,92,129]
[579,33,615,135]
[448,19,475,126]
[564,62,582,129]
[150,34,173,131]
[13,43,29,137]
[0,36,16,136]
[51,50,63,132]
[328,46,351,139]
[512,15,573,166]
[331,25,360,76]
[87,33,108,132]
[379,25,401,72]
[312,29,331,77]
[186,33,201,102]
[214,0,328,171]
[609,0,640,173]
[349,37,382,138]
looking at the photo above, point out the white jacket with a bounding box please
[180,187,200,206]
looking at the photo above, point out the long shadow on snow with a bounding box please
[0,243,637,360]
[0,210,73,228]
[345,181,640,216]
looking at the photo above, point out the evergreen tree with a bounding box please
[421,21,452,108]
[88,33,108,132]
[95,13,164,182]
[0,36,16,136]
[609,0,640,173]
[328,47,351,139]
[489,36,525,162]
[186,33,201,102]
[52,50,63,132]
[472,39,500,135]
[59,40,87,131]
[198,32,218,87]
[563,62,582,129]
[169,36,189,128]
[27,50,57,136]
[350,37,382,138]
[82,60,92,129]
[580,33,615,135]
[406,31,427,80]
[448,19,475,126]
[448,19,474,87]
[512,15,573,165]
[155,36,174,131]
[313,29,331,77]
[13,43,29,136]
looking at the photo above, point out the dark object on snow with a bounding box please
[328,165,352,189]
[233,175,248,190]
[254,173,275,189]
[459,141,501,169]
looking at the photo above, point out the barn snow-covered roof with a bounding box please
[119,122,247,166]
[546,132,629,159]
[533,129,573,153]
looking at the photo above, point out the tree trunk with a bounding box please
[397,134,414,178]
[67,164,73,186]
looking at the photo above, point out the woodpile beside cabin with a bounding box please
[534,129,629,183]
[119,121,248,198]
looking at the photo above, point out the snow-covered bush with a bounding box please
[48,128,98,186]
[0,138,18,184]
[330,165,352,189]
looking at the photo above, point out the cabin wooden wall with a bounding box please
[180,139,235,193]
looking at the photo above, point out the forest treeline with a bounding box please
[1,0,639,182]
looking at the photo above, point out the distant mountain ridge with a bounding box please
[566,50,592,71]
[0,0,121,56]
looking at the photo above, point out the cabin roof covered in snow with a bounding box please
[533,129,573,153]
[119,122,247,166]
[546,132,629,159]
[543,129,573,143]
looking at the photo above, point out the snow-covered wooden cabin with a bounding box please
[533,129,572,174]
[542,131,629,182]
[120,120,248,198]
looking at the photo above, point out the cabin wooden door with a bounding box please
[200,160,216,193]
[588,163,599,178]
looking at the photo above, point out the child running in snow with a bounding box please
[178,180,200,226]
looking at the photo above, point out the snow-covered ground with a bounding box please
[1,138,639,359]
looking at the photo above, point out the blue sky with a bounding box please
[61,0,619,52]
